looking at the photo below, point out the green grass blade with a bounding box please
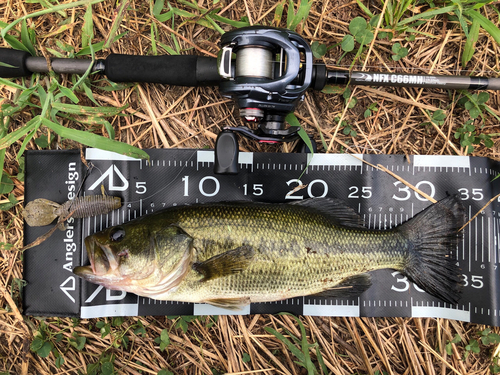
[104,0,130,49]
[40,118,149,160]
[21,19,36,56]
[462,18,480,66]
[397,5,456,27]
[0,77,25,90]
[2,35,31,54]
[465,8,500,45]
[56,84,80,104]
[1,0,107,38]
[51,102,127,116]
[211,14,251,28]
[356,0,373,17]
[286,113,314,154]
[82,4,94,49]
[264,327,306,363]
[204,14,225,34]
[0,117,38,150]
[153,0,165,17]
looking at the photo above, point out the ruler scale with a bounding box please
[23,149,500,325]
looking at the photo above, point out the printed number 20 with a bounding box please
[285,179,328,200]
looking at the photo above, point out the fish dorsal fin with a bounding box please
[290,198,365,228]
[193,245,254,282]
[204,297,251,310]
[310,273,372,299]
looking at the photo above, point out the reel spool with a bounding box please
[215,26,319,174]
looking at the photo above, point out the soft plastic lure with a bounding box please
[24,195,122,227]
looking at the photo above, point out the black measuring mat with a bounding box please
[23,149,500,325]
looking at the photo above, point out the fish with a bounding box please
[73,195,465,309]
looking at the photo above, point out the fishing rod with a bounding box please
[1,26,499,173]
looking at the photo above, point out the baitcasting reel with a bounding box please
[214,26,326,173]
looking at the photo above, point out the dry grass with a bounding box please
[1,0,500,374]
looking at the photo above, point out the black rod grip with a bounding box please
[0,48,32,78]
[104,54,221,86]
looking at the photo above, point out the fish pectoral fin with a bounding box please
[311,273,372,299]
[204,297,250,310]
[192,245,254,282]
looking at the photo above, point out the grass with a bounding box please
[1,0,500,374]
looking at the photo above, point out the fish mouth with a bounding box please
[73,235,127,289]
[77,235,117,276]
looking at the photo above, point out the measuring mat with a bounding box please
[23,149,500,325]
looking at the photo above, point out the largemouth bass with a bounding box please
[74,196,465,309]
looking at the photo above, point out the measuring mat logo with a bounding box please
[60,276,76,303]
[88,164,129,191]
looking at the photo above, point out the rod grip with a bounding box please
[104,54,221,86]
[0,48,32,78]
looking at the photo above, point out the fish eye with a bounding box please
[109,227,126,242]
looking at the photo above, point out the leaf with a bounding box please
[51,102,127,116]
[311,41,327,58]
[30,337,44,352]
[104,0,130,49]
[82,5,94,49]
[477,92,489,104]
[341,35,355,52]
[178,318,188,333]
[274,0,285,25]
[287,0,313,30]
[465,9,500,45]
[57,85,80,104]
[153,0,165,17]
[0,174,14,195]
[55,356,65,368]
[349,17,367,36]
[242,353,251,363]
[0,193,18,211]
[1,0,107,38]
[469,107,481,119]
[101,361,114,375]
[3,34,31,54]
[445,342,453,356]
[160,329,170,344]
[40,118,149,160]
[34,134,50,148]
[264,327,305,362]
[211,14,250,28]
[70,336,86,351]
[462,18,480,66]
[36,341,53,358]
[21,19,36,56]
[355,29,374,45]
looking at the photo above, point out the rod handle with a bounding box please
[0,48,32,78]
[104,54,221,86]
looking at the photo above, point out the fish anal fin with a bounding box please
[310,273,372,299]
[204,297,250,310]
[193,245,254,282]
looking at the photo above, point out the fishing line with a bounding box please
[120,150,198,205]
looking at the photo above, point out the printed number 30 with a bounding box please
[391,271,425,293]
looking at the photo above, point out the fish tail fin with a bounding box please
[398,195,465,304]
